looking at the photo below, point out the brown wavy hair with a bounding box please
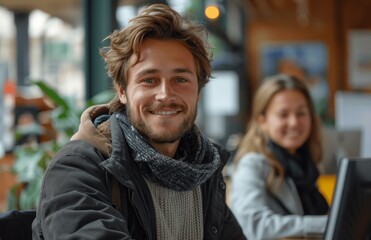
[234,74,323,190]
[99,4,212,113]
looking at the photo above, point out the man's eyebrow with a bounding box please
[173,68,195,75]
[136,68,159,77]
[136,68,195,76]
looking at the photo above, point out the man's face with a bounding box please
[118,38,200,156]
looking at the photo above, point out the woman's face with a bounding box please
[259,89,312,154]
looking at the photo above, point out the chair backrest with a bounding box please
[0,210,36,240]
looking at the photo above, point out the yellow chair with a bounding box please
[317,174,337,205]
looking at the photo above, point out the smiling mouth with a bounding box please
[285,132,303,139]
[151,110,179,115]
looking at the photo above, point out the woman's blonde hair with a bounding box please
[234,74,323,189]
[99,4,212,113]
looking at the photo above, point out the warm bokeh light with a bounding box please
[205,5,220,20]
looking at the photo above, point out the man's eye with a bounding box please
[143,78,155,83]
[176,77,188,83]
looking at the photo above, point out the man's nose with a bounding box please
[155,81,175,101]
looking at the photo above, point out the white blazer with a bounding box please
[230,152,328,240]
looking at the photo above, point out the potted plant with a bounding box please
[7,81,115,210]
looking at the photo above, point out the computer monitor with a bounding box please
[324,158,371,240]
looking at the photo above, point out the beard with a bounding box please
[126,101,197,144]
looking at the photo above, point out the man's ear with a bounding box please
[118,87,127,104]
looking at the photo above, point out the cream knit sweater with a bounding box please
[146,179,203,240]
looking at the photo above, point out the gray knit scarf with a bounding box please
[116,111,221,191]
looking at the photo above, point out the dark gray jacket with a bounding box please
[32,105,246,240]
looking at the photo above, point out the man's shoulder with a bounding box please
[61,139,102,154]
[51,140,107,167]
[41,140,109,192]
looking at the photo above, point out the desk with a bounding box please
[280,238,322,240]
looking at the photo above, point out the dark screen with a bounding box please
[324,158,371,240]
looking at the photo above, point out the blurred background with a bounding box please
[0,0,371,211]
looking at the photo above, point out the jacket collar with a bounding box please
[71,104,112,157]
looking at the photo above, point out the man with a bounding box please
[32,4,246,240]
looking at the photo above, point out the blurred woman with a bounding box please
[230,74,329,239]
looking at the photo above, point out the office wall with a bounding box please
[244,0,371,120]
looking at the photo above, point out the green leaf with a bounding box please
[8,80,115,210]
[87,89,116,106]
[19,179,42,210]
[13,147,45,182]
[31,80,69,111]
[6,185,19,210]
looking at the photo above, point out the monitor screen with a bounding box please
[324,158,371,240]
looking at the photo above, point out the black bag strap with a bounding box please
[111,177,122,211]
